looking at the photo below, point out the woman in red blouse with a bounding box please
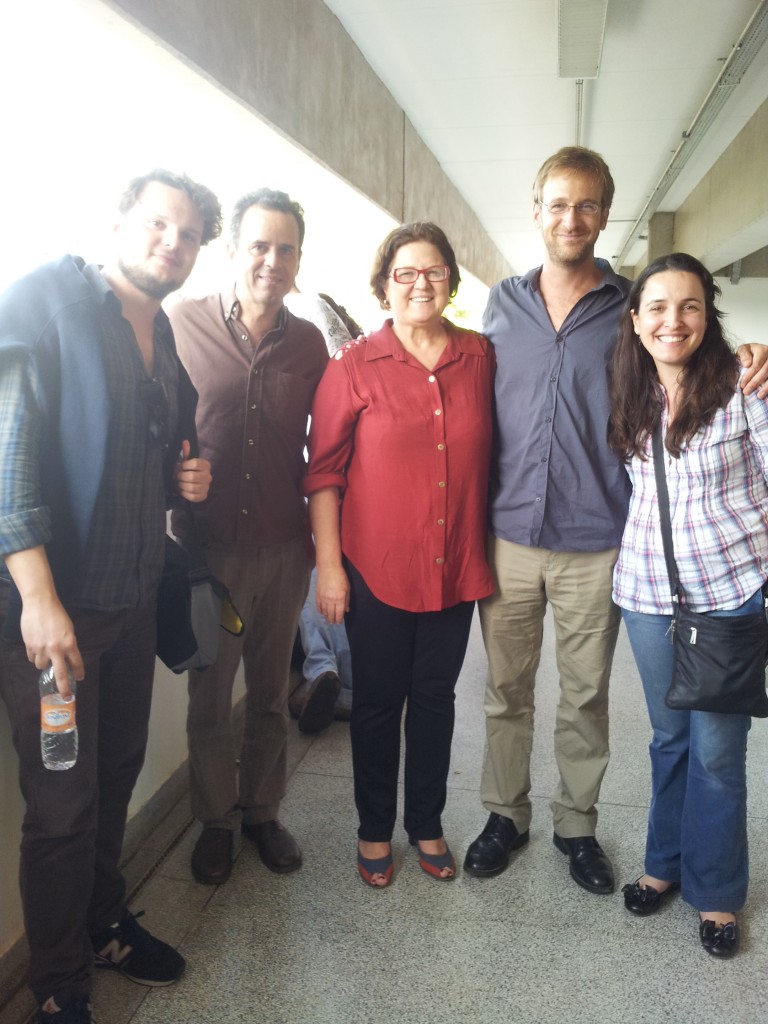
[305,222,495,887]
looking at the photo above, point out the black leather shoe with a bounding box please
[463,813,529,877]
[622,878,679,915]
[191,827,233,885]
[699,919,739,958]
[242,819,302,873]
[553,833,614,894]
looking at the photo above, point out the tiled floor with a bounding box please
[8,610,768,1023]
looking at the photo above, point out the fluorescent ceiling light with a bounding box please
[558,0,609,78]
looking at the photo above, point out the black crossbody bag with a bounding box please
[651,425,768,717]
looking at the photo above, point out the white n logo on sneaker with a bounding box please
[98,937,134,964]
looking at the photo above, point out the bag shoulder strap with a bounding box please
[651,425,683,606]
[175,500,207,572]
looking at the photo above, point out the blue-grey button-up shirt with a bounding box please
[484,259,632,552]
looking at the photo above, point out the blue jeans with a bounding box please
[622,599,756,912]
[299,567,353,714]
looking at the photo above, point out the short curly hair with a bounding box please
[370,222,461,308]
[118,169,222,246]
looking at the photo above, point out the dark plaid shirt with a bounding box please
[0,264,179,610]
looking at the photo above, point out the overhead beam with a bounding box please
[107,0,511,286]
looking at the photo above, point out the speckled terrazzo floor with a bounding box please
[7,609,768,1024]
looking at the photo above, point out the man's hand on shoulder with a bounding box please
[175,440,212,502]
[736,343,768,397]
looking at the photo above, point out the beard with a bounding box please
[545,236,596,268]
[117,256,184,301]
[540,227,602,268]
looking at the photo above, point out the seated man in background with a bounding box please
[285,288,360,732]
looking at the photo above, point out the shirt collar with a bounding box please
[364,318,484,362]
[87,263,171,334]
[222,287,287,337]
[525,258,627,296]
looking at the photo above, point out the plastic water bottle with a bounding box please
[39,666,78,770]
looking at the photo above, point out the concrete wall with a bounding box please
[110,0,510,286]
[674,97,768,271]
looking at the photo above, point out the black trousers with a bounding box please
[0,583,157,1004]
[344,560,474,842]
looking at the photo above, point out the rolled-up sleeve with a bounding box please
[0,352,52,558]
[304,350,364,496]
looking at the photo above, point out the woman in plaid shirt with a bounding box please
[608,252,768,960]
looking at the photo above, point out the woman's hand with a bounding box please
[316,564,350,625]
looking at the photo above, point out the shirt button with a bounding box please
[248,439,254,445]
[245,473,251,480]
[541,457,548,463]
[536,496,542,503]
[550,377,557,383]
[545,416,552,423]
[241,334,248,342]
[437,443,445,451]
[435,557,444,565]
[438,481,446,488]
[428,374,436,383]
[437,518,445,526]
[251,403,257,410]
[435,409,442,416]
[241,508,248,515]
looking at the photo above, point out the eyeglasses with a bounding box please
[140,377,169,450]
[391,265,449,284]
[537,200,602,216]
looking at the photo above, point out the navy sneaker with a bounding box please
[92,909,185,986]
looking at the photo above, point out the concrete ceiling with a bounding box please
[321,0,768,275]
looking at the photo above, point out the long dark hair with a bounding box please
[608,253,738,460]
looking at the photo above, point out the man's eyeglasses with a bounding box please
[140,377,169,450]
[537,200,602,217]
[391,265,449,284]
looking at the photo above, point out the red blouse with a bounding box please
[305,318,495,612]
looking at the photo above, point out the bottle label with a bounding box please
[41,698,76,732]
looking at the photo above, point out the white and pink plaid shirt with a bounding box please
[613,370,768,615]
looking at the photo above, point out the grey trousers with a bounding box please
[186,538,310,829]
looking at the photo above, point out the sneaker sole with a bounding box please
[93,957,184,987]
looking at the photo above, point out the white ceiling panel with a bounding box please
[323,0,768,273]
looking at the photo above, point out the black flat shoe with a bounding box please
[621,878,679,916]
[463,813,529,877]
[553,833,614,894]
[699,919,740,959]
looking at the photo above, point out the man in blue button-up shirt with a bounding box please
[462,146,765,896]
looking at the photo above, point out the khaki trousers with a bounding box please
[186,538,310,829]
[479,536,620,836]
